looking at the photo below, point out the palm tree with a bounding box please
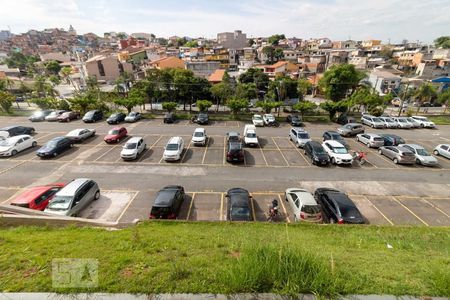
[414,83,437,113]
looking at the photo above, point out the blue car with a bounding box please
[36,137,73,158]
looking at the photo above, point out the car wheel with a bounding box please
[331,157,336,165]
[371,124,375,128]
[378,149,382,154]
[420,124,424,128]
[117,138,120,142]
[94,190,100,200]
[433,150,439,155]
[289,136,292,141]
[416,158,421,165]
[393,158,399,164]
[30,129,35,134]
[356,136,359,142]
[32,141,37,147]
[53,152,58,157]
[70,143,74,148]
[11,150,17,156]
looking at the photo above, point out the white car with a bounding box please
[392,117,413,129]
[0,135,37,157]
[412,116,435,128]
[163,136,184,161]
[285,188,322,223]
[404,117,420,128]
[252,114,264,127]
[433,144,450,159]
[322,140,353,165]
[399,144,439,167]
[243,124,258,147]
[379,116,399,129]
[191,128,207,146]
[66,128,96,142]
[356,133,384,148]
[120,137,146,160]
[262,114,275,125]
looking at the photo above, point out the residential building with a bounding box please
[208,69,225,84]
[0,65,20,77]
[415,60,450,79]
[186,61,220,78]
[40,52,71,63]
[146,56,185,70]
[217,30,247,49]
[333,40,359,49]
[0,30,11,41]
[205,47,230,69]
[368,66,402,95]
[85,54,133,82]
[258,61,299,79]
[362,40,382,49]
[349,56,367,70]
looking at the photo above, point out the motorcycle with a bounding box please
[267,199,279,221]
[352,150,367,165]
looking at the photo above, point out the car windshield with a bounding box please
[266,115,275,120]
[166,143,179,151]
[232,207,250,218]
[108,129,120,135]
[46,140,59,148]
[129,112,137,117]
[385,118,394,122]
[373,118,382,122]
[406,118,415,122]
[48,112,57,117]
[330,133,341,139]
[398,119,406,123]
[253,116,262,120]
[47,195,72,210]
[313,147,326,155]
[198,113,207,118]
[124,143,137,149]
[333,147,348,154]
[0,139,13,147]
[299,133,310,139]
[301,205,320,214]
[110,113,118,118]
[85,111,94,117]
[416,148,430,156]
[194,132,204,137]
[229,143,242,150]
[246,133,257,138]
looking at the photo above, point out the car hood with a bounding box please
[420,155,438,163]
[37,145,54,153]
[164,150,180,156]
[44,208,68,216]
[192,136,206,142]
[105,134,119,140]
[121,148,137,155]
[333,153,353,159]
[0,146,12,152]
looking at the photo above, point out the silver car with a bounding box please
[356,133,384,148]
[66,128,96,142]
[337,123,365,137]
[378,146,415,165]
[379,117,399,129]
[393,117,413,129]
[399,144,439,167]
[405,117,420,128]
[125,112,141,122]
[361,115,385,128]
[289,128,311,148]
[433,144,450,159]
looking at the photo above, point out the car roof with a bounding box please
[323,190,354,206]
[400,144,422,149]
[56,178,92,196]
[361,133,381,137]
[324,140,345,147]
[345,123,361,127]
[307,140,323,148]
[153,186,181,206]
[227,188,249,206]
[68,128,87,134]
[127,137,143,143]
[227,131,240,136]
[49,136,68,142]
[5,135,29,142]
[324,130,339,134]
[167,136,183,144]
[287,189,317,205]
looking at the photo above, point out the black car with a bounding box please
[195,112,209,125]
[82,110,103,123]
[0,126,35,137]
[304,141,330,166]
[36,137,73,158]
[226,141,244,163]
[322,131,349,149]
[286,115,303,126]
[379,134,405,146]
[226,188,252,221]
[28,110,53,122]
[149,185,185,219]
[107,112,126,124]
[163,113,176,124]
[336,114,356,125]
[314,188,365,224]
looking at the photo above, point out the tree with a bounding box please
[196,100,212,112]
[210,82,233,112]
[238,68,270,92]
[268,34,286,46]
[226,98,248,114]
[437,89,450,113]
[293,101,317,118]
[269,77,298,101]
[262,46,275,64]
[29,97,59,109]
[162,101,178,112]
[318,64,366,101]
[248,39,255,46]
[319,101,347,120]
[434,36,450,49]
[86,76,100,91]
[68,93,98,114]
[0,91,14,113]
[4,52,39,71]
[44,60,62,75]
[274,48,284,61]
[414,83,437,113]
[256,101,283,113]
[184,40,198,48]
[235,83,257,100]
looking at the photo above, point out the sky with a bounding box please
[0,0,449,43]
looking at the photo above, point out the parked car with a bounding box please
[433,144,450,159]
[412,116,435,128]
[149,185,185,219]
[0,135,37,157]
[289,128,311,148]
[163,112,175,124]
[304,141,330,166]
[378,146,416,164]
[226,188,252,221]
[243,124,258,147]
[337,123,364,137]
[286,115,303,126]
[10,183,65,210]
[45,110,66,121]
[262,114,276,125]
[191,128,207,146]
[404,117,420,128]
[163,136,184,161]
[57,111,80,122]
[120,137,146,160]
[226,140,244,163]
[252,114,264,127]
[195,112,209,125]
[107,112,126,124]
[314,188,365,224]
[104,127,127,143]
[226,131,241,142]
[399,144,439,166]
[322,131,349,149]
[65,128,96,143]
[125,112,141,123]
[361,115,385,128]
[378,134,405,146]
[285,188,322,222]
[356,133,384,148]
[322,140,353,165]
[336,114,356,125]
[392,117,413,129]
[28,110,53,122]
[82,110,103,123]
[0,126,35,138]
[379,116,399,129]
[44,178,100,216]
[36,137,73,158]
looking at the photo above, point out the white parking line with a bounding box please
[392,196,429,226]
[220,192,224,221]
[271,137,289,166]
[186,192,195,221]
[363,196,394,225]
[421,198,449,218]
[115,191,140,222]
[201,138,209,164]
[278,193,290,223]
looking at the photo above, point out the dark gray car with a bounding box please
[337,123,364,137]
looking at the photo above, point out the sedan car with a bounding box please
[195,112,209,125]
[191,128,207,146]
[163,113,176,124]
[314,188,365,224]
[125,111,141,122]
[412,116,435,128]
[226,131,241,142]
[322,140,353,165]
[378,146,415,164]
[379,116,399,129]
[226,140,244,163]
[285,188,322,222]
[392,117,413,129]
[66,128,96,142]
[120,137,146,160]
[252,114,264,127]
[0,135,37,157]
[378,134,405,146]
[0,126,35,138]
[82,110,103,123]
[433,144,450,159]
[57,111,80,122]
[263,114,276,125]
[149,185,185,219]
[104,127,127,143]
[356,133,384,148]
[337,123,364,137]
[399,144,439,166]
[10,183,65,210]
[36,137,73,158]
[107,112,126,124]
[28,110,53,122]
[45,110,66,121]
[304,141,330,166]
[322,131,349,149]
[226,188,252,221]
[286,115,303,126]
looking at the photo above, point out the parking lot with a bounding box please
[0,116,449,226]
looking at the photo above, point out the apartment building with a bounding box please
[85,54,133,82]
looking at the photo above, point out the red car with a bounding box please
[104,127,127,143]
[57,111,80,122]
[10,183,65,211]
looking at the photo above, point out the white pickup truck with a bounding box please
[244,124,258,147]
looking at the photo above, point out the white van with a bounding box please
[243,124,258,147]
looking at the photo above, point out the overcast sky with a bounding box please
[1,0,449,43]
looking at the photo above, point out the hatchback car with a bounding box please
[378,134,405,146]
[125,111,141,122]
[399,144,439,166]
[44,178,100,216]
[0,135,37,157]
[356,133,384,148]
[36,137,73,158]
[195,112,209,125]
[120,137,146,160]
[304,141,330,166]
[314,188,365,224]
[285,188,322,222]
[45,110,66,121]
[226,131,241,142]
[0,126,35,138]
[82,110,103,123]
[433,144,450,159]
[412,116,435,128]
[392,117,413,129]
[226,140,244,163]
[263,114,276,125]
[289,128,311,148]
[66,128,96,142]
[322,131,348,149]
[378,146,415,164]
[252,114,264,127]
[379,116,399,129]
[191,128,207,146]
[337,123,364,137]
[107,112,126,124]
[104,127,127,143]
[226,188,252,221]
[322,140,353,165]
[163,136,184,161]
[57,111,80,122]
[28,110,53,122]
[286,115,302,126]
[163,113,176,124]
[361,115,385,128]
[149,186,185,219]
[10,183,65,210]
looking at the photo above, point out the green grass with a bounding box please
[0,222,449,296]
[428,115,450,125]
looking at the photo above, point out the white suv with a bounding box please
[163,136,185,161]
[322,140,353,165]
[252,114,264,127]
[191,128,207,146]
[412,116,435,128]
[120,137,146,160]
[289,128,311,148]
[263,114,275,125]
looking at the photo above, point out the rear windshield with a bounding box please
[232,207,250,218]
[151,206,172,217]
[108,129,119,135]
[339,203,359,218]
[166,143,179,151]
[229,143,242,150]
[301,205,320,214]
[373,118,382,122]
[374,137,384,141]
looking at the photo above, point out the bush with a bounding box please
[162,101,178,112]
[368,106,384,116]
[196,100,212,112]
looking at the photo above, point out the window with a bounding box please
[441,145,449,150]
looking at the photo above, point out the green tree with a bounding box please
[434,36,450,49]
[226,97,249,114]
[414,83,437,113]
[238,68,270,92]
[268,34,286,46]
[4,52,39,71]
[297,79,313,100]
[68,93,98,114]
[0,91,14,113]
[86,76,100,91]
[319,101,347,120]
[256,101,283,113]
[274,48,284,61]
[162,101,178,112]
[196,100,212,112]
[262,46,275,64]
[318,64,366,101]
[184,40,198,48]
[235,83,257,100]
[29,97,59,109]
[44,60,62,75]
[248,39,255,46]
[210,82,233,111]
[269,77,298,101]
[293,101,317,118]
[437,89,450,113]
